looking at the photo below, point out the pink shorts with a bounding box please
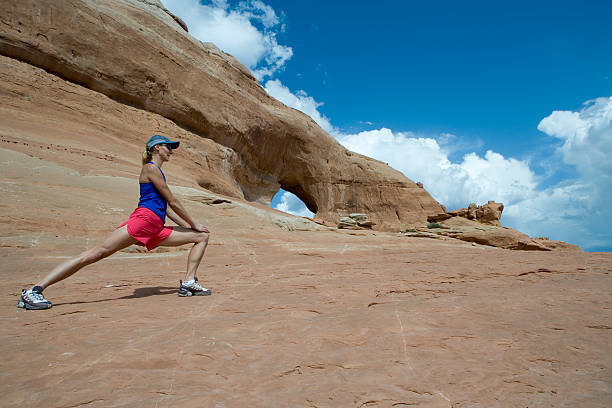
[118,207,173,251]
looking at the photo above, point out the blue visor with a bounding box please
[146,135,179,151]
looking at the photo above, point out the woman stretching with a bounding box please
[19,135,211,310]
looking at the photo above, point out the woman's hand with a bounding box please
[191,223,209,233]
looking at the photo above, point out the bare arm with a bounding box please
[144,164,208,232]
[166,207,190,227]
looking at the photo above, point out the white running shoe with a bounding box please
[18,287,52,310]
[178,277,211,297]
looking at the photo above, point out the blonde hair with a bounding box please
[141,147,152,165]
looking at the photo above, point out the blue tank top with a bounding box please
[137,162,167,222]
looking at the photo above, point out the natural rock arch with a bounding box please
[0,0,445,230]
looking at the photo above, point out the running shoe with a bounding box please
[17,286,52,310]
[178,277,211,297]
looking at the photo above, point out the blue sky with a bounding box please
[163,0,612,251]
[269,1,610,150]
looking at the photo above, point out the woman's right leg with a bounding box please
[158,226,210,282]
[37,225,137,290]
[157,227,210,296]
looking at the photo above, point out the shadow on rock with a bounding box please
[54,286,176,306]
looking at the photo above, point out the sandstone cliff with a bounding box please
[0,0,445,230]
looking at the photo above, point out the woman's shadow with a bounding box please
[54,286,177,306]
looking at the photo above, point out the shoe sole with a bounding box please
[178,289,211,297]
[17,299,52,310]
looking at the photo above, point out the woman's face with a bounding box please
[155,144,172,161]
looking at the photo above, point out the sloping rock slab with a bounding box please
[534,238,583,251]
[431,217,554,251]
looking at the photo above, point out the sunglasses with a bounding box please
[147,144,171,153]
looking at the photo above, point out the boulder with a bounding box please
[338,217,359,229]
[349,213,374,227]
[338,213,375,229]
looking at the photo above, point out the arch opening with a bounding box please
[271,188,315,218]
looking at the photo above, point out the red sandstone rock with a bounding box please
[424,201,550,250]
[534,238,583,251]
[0,0,445,230]
[447,201,504,226]
[0,146,610,407]
[435,216,553,251]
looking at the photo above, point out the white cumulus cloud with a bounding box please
[338,129,537,211]
[517,96,612,249]
[162,0,292,80]
[538,97,612,179]
[264,79,336,133]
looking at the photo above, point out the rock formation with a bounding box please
[450,201,504,226]
[428,201,504,226]
[419,201,577,251]
[0,0,445,230]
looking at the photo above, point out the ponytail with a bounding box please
[141,147,152,165]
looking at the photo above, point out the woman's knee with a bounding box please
[195,231,209,244]
[81,247,109,264]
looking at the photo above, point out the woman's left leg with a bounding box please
[37,225,137,290]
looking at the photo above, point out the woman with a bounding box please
[19,135,211,310]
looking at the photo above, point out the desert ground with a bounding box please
[1,147,611,407]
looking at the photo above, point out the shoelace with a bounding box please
[191,282,205,290]
[182,280,206,291]
[29,291,45,301]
